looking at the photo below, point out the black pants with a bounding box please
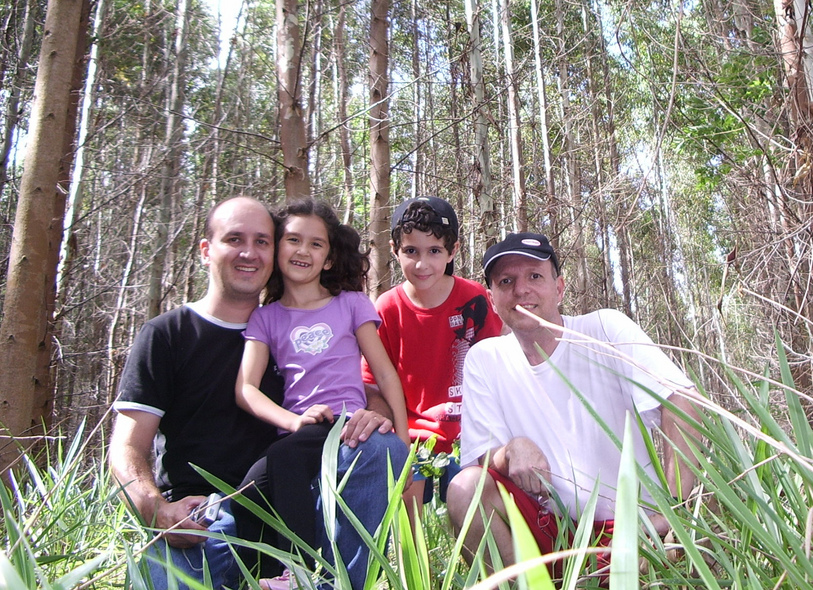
[233,421,332,578]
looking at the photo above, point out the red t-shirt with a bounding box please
[362,277,502,453]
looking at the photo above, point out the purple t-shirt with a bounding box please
[245,290,380,422]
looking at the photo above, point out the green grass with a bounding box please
[3,338,813,589]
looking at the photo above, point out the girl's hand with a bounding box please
[291,404,334,431]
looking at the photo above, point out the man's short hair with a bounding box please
[203,196,271,240]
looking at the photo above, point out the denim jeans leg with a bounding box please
[317,430,408,590]
[144,497,240,590]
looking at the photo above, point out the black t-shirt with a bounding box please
[114,304,284,500]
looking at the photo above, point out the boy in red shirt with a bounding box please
[362,196,503,520]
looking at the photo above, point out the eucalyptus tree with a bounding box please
[278,0,310,199]
[368,0,392,298]
[0,0,41,203]
[0,0,90,475]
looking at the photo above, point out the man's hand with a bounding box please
[157,496,209,548]
[502,437,552,496]
[341,409,393,448]
[647,512,672,537]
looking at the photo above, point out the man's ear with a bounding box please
[390,239,398,257]
[200,238,211,266]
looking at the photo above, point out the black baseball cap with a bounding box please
[482,233,559,287]
[391,196,459,276]
[391,196,459,237]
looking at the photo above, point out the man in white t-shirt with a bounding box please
[447,232,700,571]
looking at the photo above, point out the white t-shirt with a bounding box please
[460,308,693,521]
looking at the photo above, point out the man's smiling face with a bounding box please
[200,197,276,304]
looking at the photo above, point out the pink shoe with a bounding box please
[259,569,298,590]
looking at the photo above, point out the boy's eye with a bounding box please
[430,248,442,254]
[403,247,416,255]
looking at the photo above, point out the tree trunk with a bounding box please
[56,0,108,306]
[0,0,89,475]
[410,0,422,200]
[368,0,391,298]
[529,0,557,239]
[464,0,496,252]
[0,0,37,199]
[499,0,527,232]
[772,0,813,398]
[278,0,310,200]
[147,0,188,319]
[333,5,354,224]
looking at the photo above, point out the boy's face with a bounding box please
[392,230,457,294]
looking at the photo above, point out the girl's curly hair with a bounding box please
[264,199,369,303]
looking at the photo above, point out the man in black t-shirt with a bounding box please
[109,196,404,589]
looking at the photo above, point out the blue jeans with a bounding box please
[317,430,409,590]
[144,496,239,590]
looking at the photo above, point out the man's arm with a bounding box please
[341,384,395,448]
[482,436,552,497]
[661,390,701,500]
[109,410,208,548]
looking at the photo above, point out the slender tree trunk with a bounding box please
[368,0,391,298]
[410,0,422,199]
[333,5,354,224]
[529,0,557,240]
[464,0,496,252]
[0,0,37,198]
[147,0,188,319]
[0,0,90,475]
[446,3,466,270]
[772,0,813,397]
[278,0,310,200]
[554,0,587,311]
[499,0,527,232]
[306,0,322,192]
[56,0,108,306]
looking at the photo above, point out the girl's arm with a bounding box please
[356,321,410,447]
[236,339,332,432]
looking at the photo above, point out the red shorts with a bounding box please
[488,469,613,576]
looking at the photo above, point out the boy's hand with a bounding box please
[342,409,393,448]
[292,404,334,431]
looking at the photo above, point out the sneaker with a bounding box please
[259,569,298,590]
